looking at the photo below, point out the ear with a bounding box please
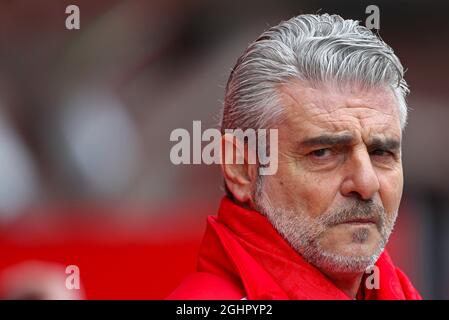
[220,133,258,203]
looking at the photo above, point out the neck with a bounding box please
[322,271,364,299]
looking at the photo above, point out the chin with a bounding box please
[320,225,382,255]
[334,242,379,258]
[314,250,379,274]
[302,237,383,274]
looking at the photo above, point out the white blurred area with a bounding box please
[0,109,40,217]
[60,87,144,198]
[0,261,85,300]
[0,86,146,216]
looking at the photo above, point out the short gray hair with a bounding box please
[220,13,409,133]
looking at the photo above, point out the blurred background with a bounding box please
[0,0,448,299]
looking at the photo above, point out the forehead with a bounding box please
[277,81,402,142]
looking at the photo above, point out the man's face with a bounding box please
[254,81,403,273]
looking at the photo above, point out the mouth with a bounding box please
[339,217,378,225]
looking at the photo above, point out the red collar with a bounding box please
[197,197,422,300]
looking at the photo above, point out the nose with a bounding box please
[340,147,380,201]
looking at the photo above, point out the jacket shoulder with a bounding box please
[395,267,423,300]
[166,272,245,300]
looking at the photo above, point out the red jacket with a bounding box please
[168,197,422,300]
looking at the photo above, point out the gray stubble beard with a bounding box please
[253,176,398,274]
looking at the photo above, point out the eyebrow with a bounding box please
[367,137,401,151]
[299,134,355,148]
[298,134,401,151]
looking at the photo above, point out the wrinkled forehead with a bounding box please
[277,81,402,143]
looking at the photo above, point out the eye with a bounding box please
[370,149,393,157]
[306,148,341,169]
[311,148,331,157]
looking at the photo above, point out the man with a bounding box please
[168,13,422,300]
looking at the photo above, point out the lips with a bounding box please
[340,218,377,225]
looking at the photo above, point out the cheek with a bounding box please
[266,161,340,217]
[300,174,342,217]
[378,168,404,213]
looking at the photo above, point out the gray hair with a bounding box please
[220,13,409,133]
